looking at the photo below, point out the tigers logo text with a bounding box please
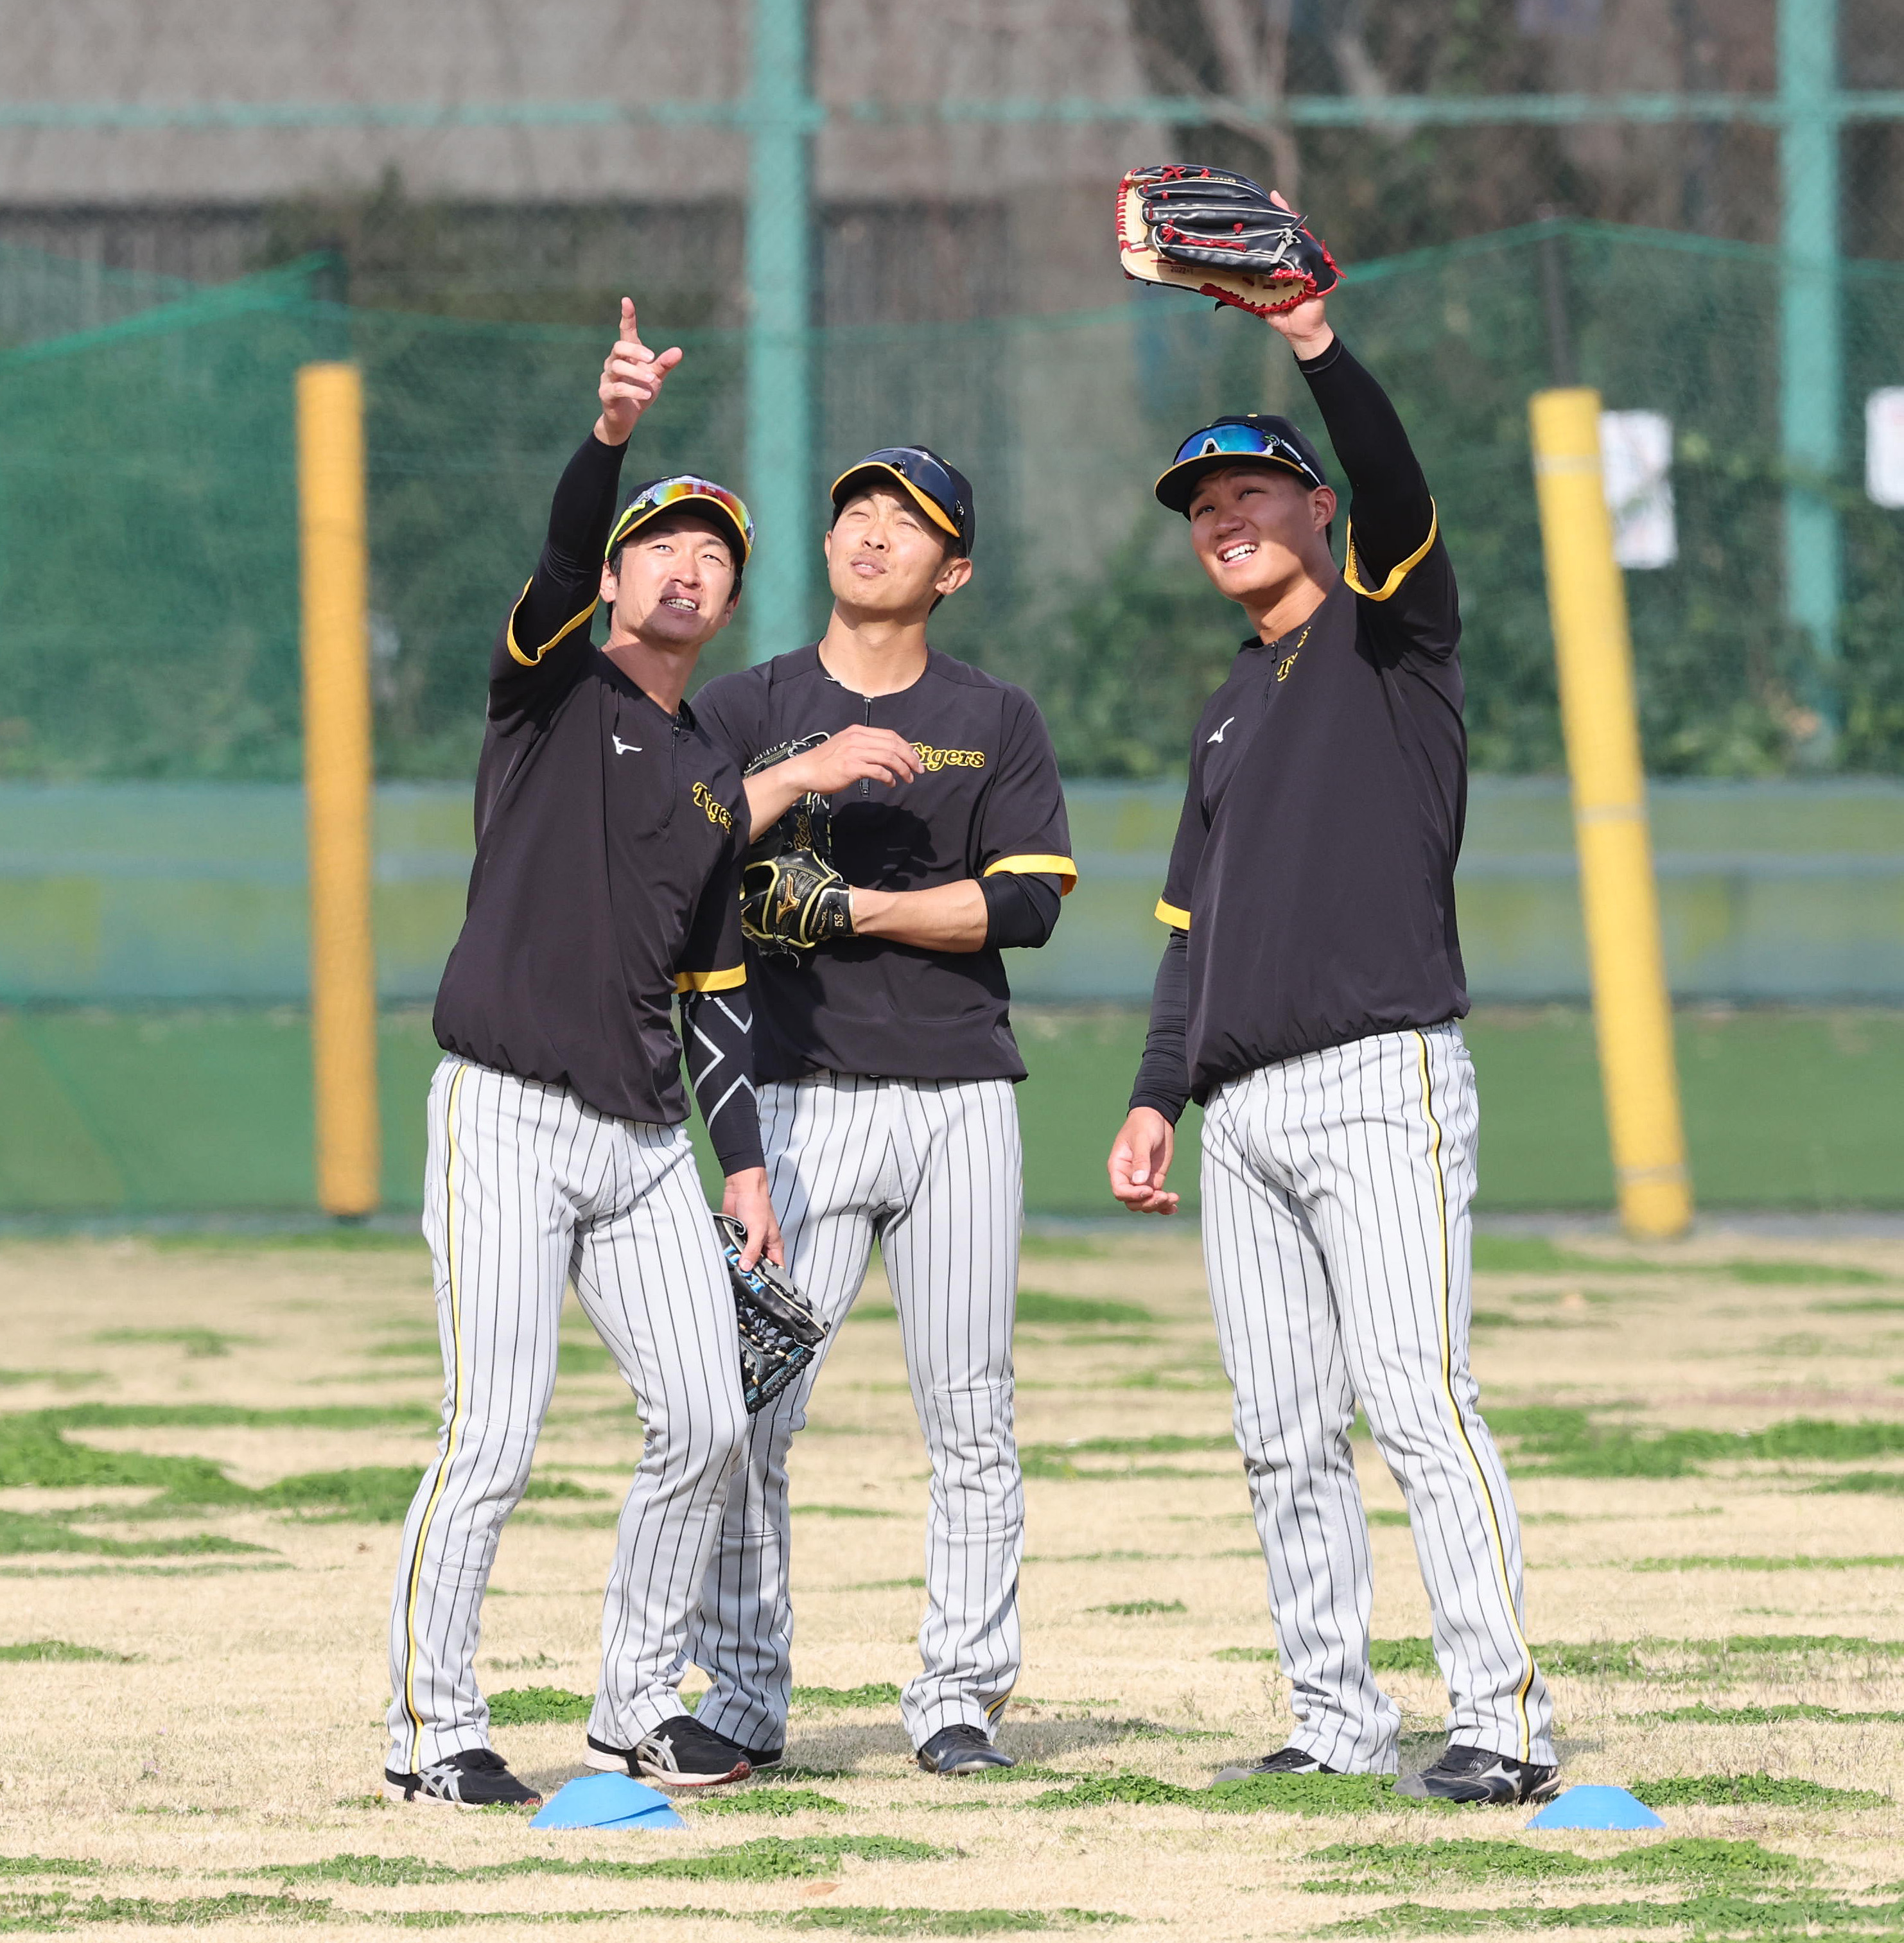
[911,744,986,773]
[692,781,733,830]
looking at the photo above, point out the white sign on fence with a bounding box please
[1867,388,1904,509]
[1599,409,1677,569]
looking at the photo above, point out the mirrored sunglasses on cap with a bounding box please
[1166,421,1325,492]
[831,446,972,550]
[606,476,755,564]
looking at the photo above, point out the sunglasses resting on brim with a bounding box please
[1167,423,1326,492]
[606,476,756,562]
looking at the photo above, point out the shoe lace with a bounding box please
[453,1748,508,1773]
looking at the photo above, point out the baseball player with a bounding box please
[677,446,1074,1779]
[1106,205,1559,1805]
[385,301,781,1808]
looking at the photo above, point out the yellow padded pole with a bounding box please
[1529,387,1691,1241]
[297,362,380,1218]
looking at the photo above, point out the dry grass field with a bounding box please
[3,1223,1904,1939]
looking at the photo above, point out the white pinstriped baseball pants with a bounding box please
[688,1073,1023,1751]
[387,1056,748,1775]
[1200,1024,1555,1773]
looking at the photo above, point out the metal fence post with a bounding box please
[1779,0,1843,736]
[744,0,817,663]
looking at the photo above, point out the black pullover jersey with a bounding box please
[432,433,753,1133]
[1134,336,1468,1113]
[694,647,1075,1085]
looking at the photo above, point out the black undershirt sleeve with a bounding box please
[512,430,629,652]
[1295,336,1433,586]
[980,872,1062,950]
[1128,928,1191,1124]
[680,988,765,1176]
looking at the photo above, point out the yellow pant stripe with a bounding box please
[1413,1029,1536,1761]
[399,1059,471,1770]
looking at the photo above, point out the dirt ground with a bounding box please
[2,1223,1902,1938]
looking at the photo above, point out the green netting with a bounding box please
[1,221,1902,783]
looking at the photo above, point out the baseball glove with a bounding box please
[740,848,857,954]
[714,1213,828,1415]
[1117,165,1340,318]
[743,733,834,867]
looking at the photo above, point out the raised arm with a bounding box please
[1257,199,1434,591]
[490,300,684,711]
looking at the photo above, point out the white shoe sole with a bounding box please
[585,1744,750,1789]
[382,1779,540,1809]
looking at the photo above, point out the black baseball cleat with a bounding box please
[1213,1745,1343,1783]
[1397,1743,1561,1805]
[383,1748,541,1809]
[917,1723,1015,1776]
[586,1717,756,1790]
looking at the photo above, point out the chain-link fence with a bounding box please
[3,219,1901,784]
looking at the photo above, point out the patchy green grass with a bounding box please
[1024,1771,1438,1817]
[1633,1554,1904,1573]
[260,1837,947,1887]
[1300,1836,1814,1894]
[1488,1406,1904,1479]
[0,1510,265,1558]
[789,1682,904,1710]
[1631,1773,1890,1809]
[0,1369,103,1390]
[1320,1892,1904,1935]
[790,1505,900,1520]
[1813,1298,1904,1314]
[42,1404,433,1431]
[756,1912,1126,1935]
[1811,1472,1904,1495]
[0,1858,97,1878]
[1015,1291,1154,1328]
[1018,1235,1108,1260]
[1088,1601,1185,1617]
[1019,1435,1234,1481]
[94,1328,250,1359]
[0,1890,329,1926]
[1635,1704,1904,1725]
[1470,1238,1887,1285]
[1218,1636,1904,1681]
[150,1228,426,1253]
[0,1406,587,1525]
[485,1686,593,1726]
[556,1339,618,1376]
[691,1788,851,1817]
[0,1639,125,1662]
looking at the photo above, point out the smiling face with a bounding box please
[599,510,740,649]
[1186,462,1337,607]
[824,487,972,621]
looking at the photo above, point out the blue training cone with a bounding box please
[1526,1785,1664,1831]
[530,1772,686,1830]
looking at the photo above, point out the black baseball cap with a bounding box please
[830,445,975,555]
[606,474,754,571]
[1155,414,1330,515]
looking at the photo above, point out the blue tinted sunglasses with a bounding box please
[1171,422,1325,491]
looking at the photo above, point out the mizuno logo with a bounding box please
[1208,717,1235,744]
[612,736,642,755]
